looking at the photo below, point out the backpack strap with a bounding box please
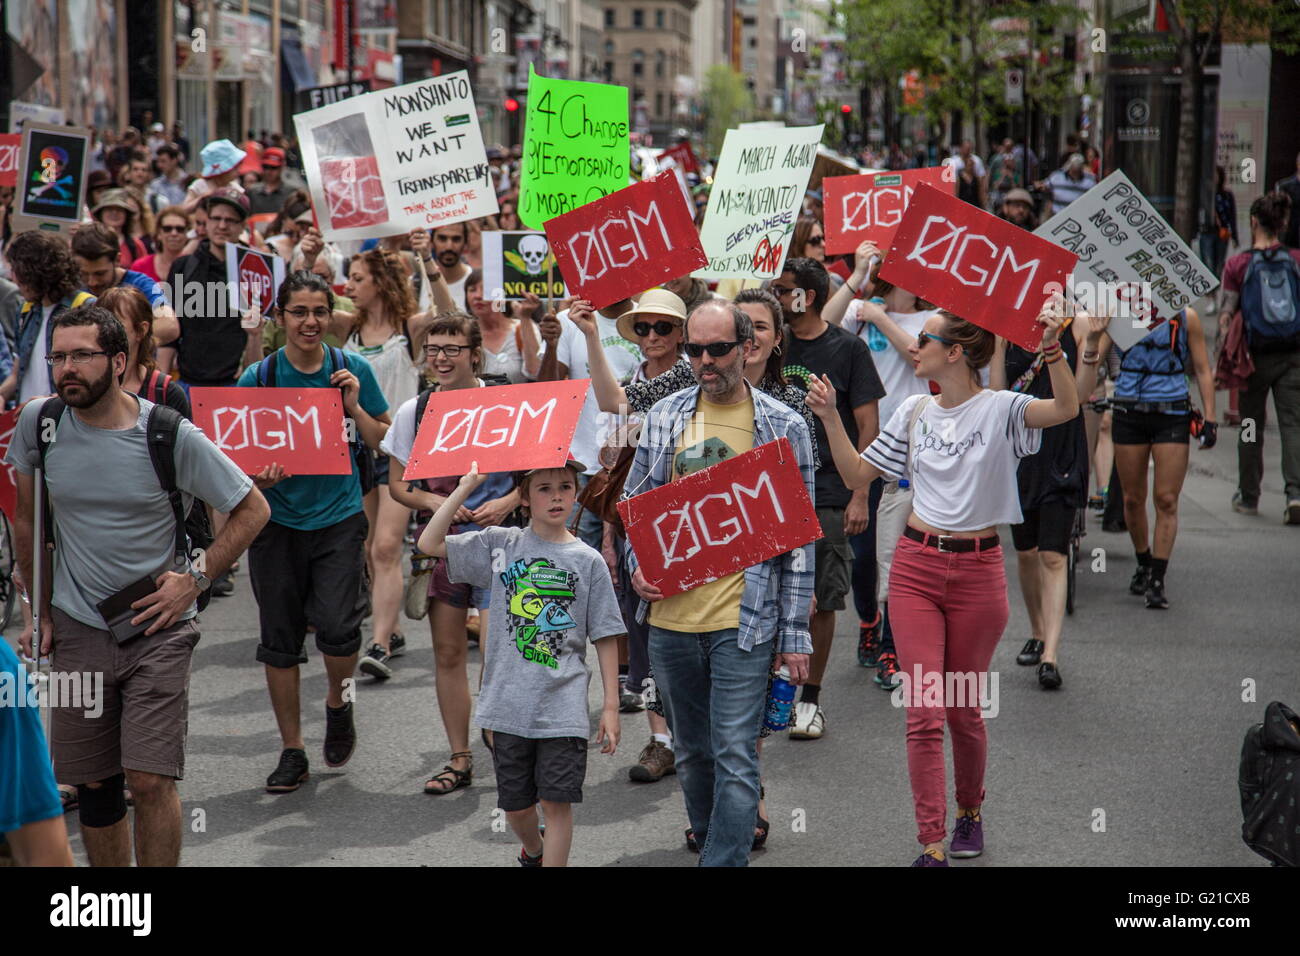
[36,397,67,549]
[256,348,278,387]
[145,404,190,567]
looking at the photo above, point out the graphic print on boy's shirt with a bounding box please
[500,557,579,670]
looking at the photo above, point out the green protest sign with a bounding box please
[519,66,630,231]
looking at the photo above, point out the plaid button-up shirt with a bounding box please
[621,382,815,655]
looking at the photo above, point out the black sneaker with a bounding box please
[211,572,235,597]
[358,643,393,679]
[1016,639,1044,666]
[857,613,883,668]
[1128,565,1150,595]
[389,633,407,657]
[324,702,357,767]
[1037,662,1063,690]
[518,845,544,867]
[266,748,309,793]
[1145,579,1169,610]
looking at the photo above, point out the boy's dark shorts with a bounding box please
[814,505,851,611]
[491,731,587,811]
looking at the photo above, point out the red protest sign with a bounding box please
[0,409,19,521]
[877,183,1078,352]
[658,142,699,176]
[617,437,821,599]
[190,387,352,476]
[0,135,20,188]
[402,379,590,481]
[823,166,952,255]
[544,171,707,311]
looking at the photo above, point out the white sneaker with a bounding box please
[787,701,825,739]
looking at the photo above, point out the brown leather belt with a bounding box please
[903,526,1000,553]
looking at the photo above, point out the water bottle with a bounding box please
[763,667,797,732]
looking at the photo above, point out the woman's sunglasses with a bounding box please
[917,331,956,349]
[159,224,188,233]
[806,235,824,246]
[633,320,680,337]
[684,341,742,358]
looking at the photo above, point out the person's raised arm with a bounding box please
[1073,310,1111,403]
[416,463,488,558]
[386,456,474,524]
[989,335,1008,390]
[1023,306,1080,429]
[569,299,629,414]
[536,310,567,382]
[805,374,882,490]
[411,228,457,315]
[824,239,881,326]
[515,295,542,380]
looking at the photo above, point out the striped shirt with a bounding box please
[1048,169,1096,212]
[622,383,816,654]
[864,390,1042,531]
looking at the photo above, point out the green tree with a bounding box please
[701,65,754,158]
[1154,0,1300,239]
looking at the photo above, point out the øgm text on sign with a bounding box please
[403,379,590,480]
[618,437,821,598]
[191,387,352,475]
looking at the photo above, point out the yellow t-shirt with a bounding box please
[649,394,754,632]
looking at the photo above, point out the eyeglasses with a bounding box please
[917,331,956,349]
[424,344,467,358]
[159,224,188,233]
[684,341,742,358]
[47,350,108,367]
[806,235,824,246]
[633,320,680,338]
[769,285,794,298]
[207,215,241,226]
[282,307,332,320]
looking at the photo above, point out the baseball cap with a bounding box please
[201,187,251,220]
[200,139,248,178]
[616,288,687,343]
[262,147,285,168]
[1004,188,1034,206]
[1066,153,1086,168]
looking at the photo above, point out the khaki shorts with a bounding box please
[814,506,852,611]
[49,607,200,785]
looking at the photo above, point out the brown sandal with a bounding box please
[424,751,473,795]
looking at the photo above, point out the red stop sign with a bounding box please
[239,251,275,316]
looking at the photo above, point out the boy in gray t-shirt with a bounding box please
[419,459,623,867]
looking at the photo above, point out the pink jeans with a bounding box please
[888,535,1009,845]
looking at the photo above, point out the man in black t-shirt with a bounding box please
[777,258,885,739]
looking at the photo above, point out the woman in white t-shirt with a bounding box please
[806,304,1079,867]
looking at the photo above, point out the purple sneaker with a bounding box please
[911,850,949,867]
[949,813,983,858]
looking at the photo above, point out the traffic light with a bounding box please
[840,103,853,145]
[840,104,852,115]
[504,98,519,113]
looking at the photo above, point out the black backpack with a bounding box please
[256,346,373,494]
[1238,700,1300,866]
[37,398,216,612]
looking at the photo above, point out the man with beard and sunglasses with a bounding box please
[6,304,269,866]
[622,300,814,866]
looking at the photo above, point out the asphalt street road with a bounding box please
[9,414,1296,867]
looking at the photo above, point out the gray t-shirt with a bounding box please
[445,526,625,739]
[7,395,254,629]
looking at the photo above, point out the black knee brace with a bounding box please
[77,773,128,828]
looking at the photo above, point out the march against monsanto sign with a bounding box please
[823,166,953,256]
[618,438,821,599]
[191,388,352,476]
[225,244,287,320]
[402,380,590,481]
[544,171,707,311]
[878,183,1078,352]
[481,231,568,303]
[1035,170,1220,350]
[294,71,497,241]
[694,124,824,281]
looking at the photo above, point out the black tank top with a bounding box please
[1003,330,1088,508]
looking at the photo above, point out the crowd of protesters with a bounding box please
[2,117,1298,870]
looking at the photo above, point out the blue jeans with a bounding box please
[848,478,884,624]
[648,625,772,867]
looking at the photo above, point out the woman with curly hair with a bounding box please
[301,229,457,680]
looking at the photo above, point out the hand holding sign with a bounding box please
[804,374,837,421]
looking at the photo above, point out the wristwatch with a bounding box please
[189,568,212,593]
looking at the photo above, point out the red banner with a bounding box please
[658,142,699,176]
[544,171,707,310]
[877,184,1078,352]
[617,438,821,599]
[0,409,19,521]
[402,379,590,481]
[0,135,20,188]
[190,387,352,476]
[823,166,952,255]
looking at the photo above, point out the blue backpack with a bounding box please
[1241,247,1300,351]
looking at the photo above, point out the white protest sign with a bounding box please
[294,71,498,242]
[9,101,65,133]
[694,124,825,280]
[1035,170,1219,350]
